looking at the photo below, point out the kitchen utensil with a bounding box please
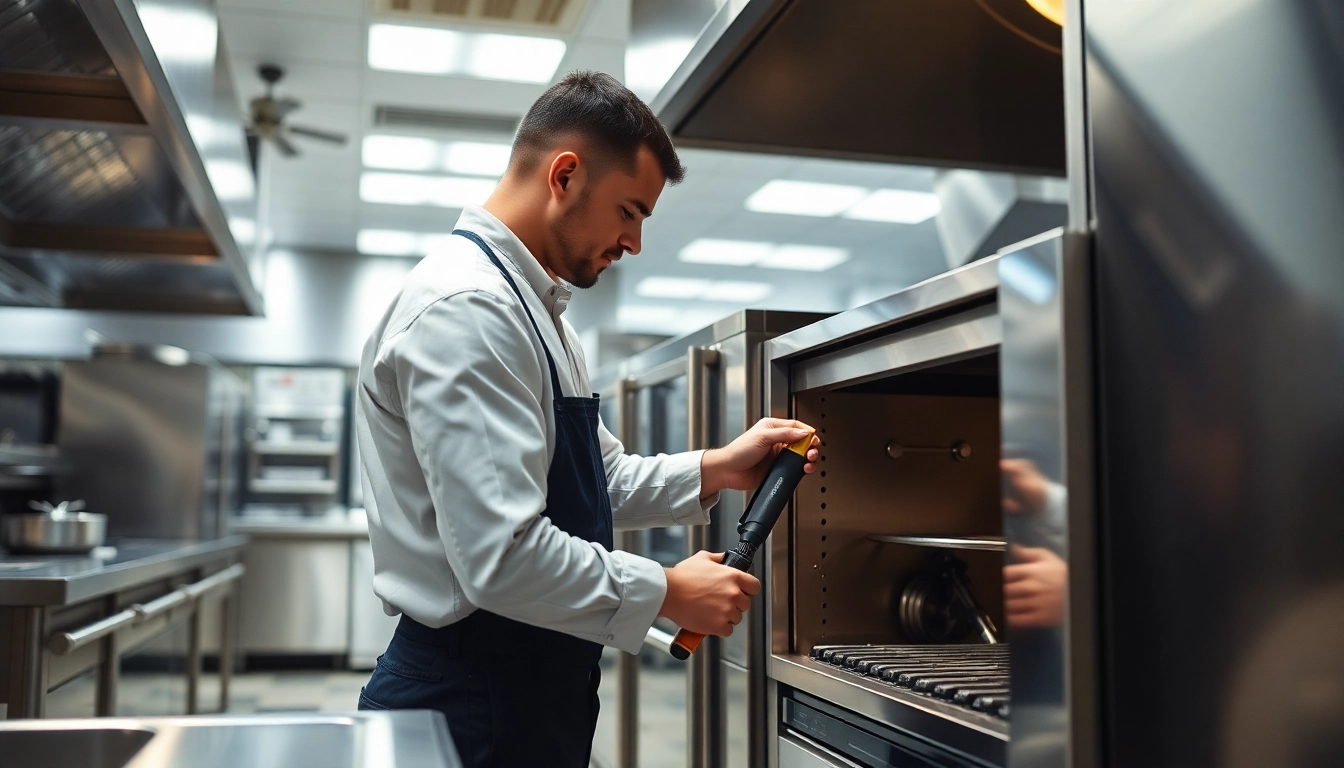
[3,500,106,554]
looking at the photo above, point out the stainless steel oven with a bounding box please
[592,310,824,768]
[760,234,1094,768]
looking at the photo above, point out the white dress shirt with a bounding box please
[355,205,716,655]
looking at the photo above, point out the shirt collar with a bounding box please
[453,205,573,318]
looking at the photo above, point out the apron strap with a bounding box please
[452,229,566,398]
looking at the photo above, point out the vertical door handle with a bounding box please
[614,377,640,768]
[685,346,722,768]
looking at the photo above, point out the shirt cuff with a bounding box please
[602,551,667,655]
[666,449,717,525]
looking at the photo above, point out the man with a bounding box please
[355,71,820,767]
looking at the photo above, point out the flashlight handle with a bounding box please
[669,547,754,659]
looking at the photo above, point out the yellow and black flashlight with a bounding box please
[669,429,815,660]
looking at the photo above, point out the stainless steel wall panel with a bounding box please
[237,537,350,655]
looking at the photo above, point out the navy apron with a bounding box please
[358,229,615,768]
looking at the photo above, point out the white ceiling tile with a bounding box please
[218,10,363,65]
[555,39,625,80]
[578,0,630,43]
[216,0,363,20]
[360,70,541,128]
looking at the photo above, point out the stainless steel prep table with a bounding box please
[0,536,246,719]
[0,709,459,768]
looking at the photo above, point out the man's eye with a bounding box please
[621,207,633,220]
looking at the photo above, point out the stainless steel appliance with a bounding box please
[592,310,824,768]
[244,367,346,509]
[3,500,106,554]
[55,343,242,540]
[762,258,1018,768]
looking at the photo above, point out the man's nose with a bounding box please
[621,228,641,256]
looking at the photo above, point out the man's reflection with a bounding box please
[1002,458,1067,629]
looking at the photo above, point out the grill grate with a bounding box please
[810,643,1011,719]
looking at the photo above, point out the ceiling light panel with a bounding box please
[678,238,773,266]
[757,244,850,272]
[701,281,773,303]
[363,136,512,177]
[368,24,566,84]
[843,189,942,223]
[745,180,868,217]
[360,171,496,208]
[635,276,711,299]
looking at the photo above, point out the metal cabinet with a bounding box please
[592,310,824,768]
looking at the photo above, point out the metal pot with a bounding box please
[3,500,107,554]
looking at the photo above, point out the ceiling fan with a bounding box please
[246,64,349,159]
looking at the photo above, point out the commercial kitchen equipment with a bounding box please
[627,0,1064,175]
[244,367,346,508]
[54,342,242,540]
[3,500,106,554]
[0,0,262,314]
[592,310,824,768]
[0,709,460,768]
[0,537,245,719]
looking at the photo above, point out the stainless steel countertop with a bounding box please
[0,710,459,768]
[230,509,370,539]
[0,536,246,607]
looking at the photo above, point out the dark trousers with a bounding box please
[359,614,602,768]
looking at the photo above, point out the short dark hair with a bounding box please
[511,70,685,185]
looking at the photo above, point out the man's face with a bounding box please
[547,145,665,289]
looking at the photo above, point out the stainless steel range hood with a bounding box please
[632,0,1067,176]
[0,0,263,315]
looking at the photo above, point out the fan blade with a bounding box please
[273,134,300,157]
[288,124,349,146]
[274,97,302,117]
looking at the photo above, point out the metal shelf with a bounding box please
[254,404,344,420]
[249,441,339,456]
[868,534,1006,552]
[247,478,338,495]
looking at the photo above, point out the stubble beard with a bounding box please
[550,189,613,290]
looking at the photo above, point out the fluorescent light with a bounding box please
[443,141,512,176]
[843,189,941,224]
[757,245,850,272]
[625,38,696,100]
[368,24,565,84]
[362,135,438,171]
[702,281,773,303]
[357,229,423,256]
[204,159,254,201]
[678,238,773,266]
[745,180,868,217]
[368,24,461,75]
[228,217,256,245]
[363,135,511,177]
[467,33,567,84]
[617,305,682,327]
[635,277,711,299]
[138,6,216,65]
[359,172,496,208]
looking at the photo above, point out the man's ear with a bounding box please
[548,151,581,199]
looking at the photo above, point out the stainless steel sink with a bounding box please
[0,726,155,768]
[0,711,458,768]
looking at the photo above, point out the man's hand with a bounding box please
[700,418,821,501]
[659,551,760,637]
[1004,544,1067,629]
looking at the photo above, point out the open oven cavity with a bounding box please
[788,351,1008,724]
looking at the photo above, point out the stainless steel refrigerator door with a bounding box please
[1087,1,1344,766]
[999,230,1098,768]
